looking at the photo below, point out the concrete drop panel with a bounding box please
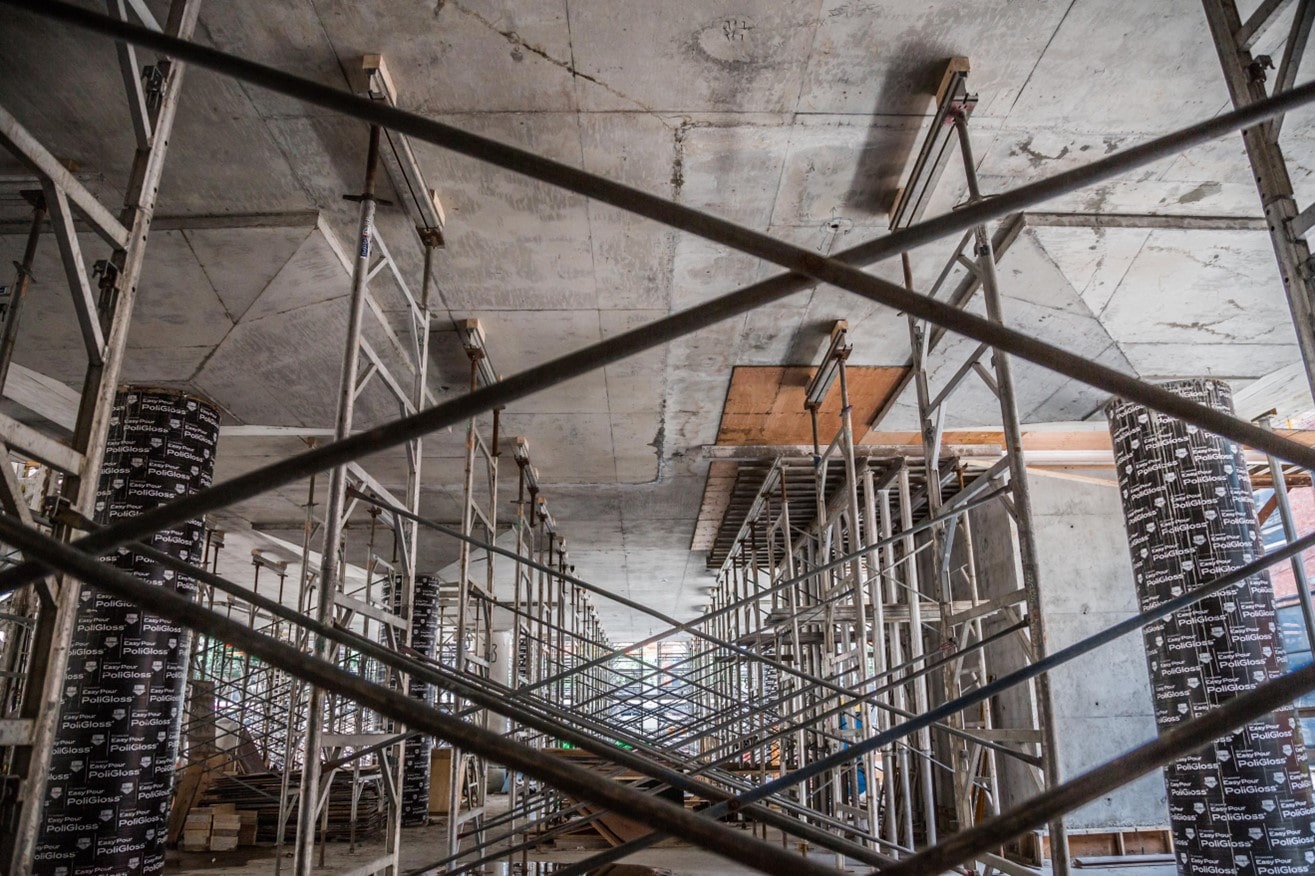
[1027,225,1153,319]
[181,225,316,323]
[128,230,234,349]
[240,229,350,322]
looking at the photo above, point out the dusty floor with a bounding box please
[166,794,1176,875]
[169,818,841,875]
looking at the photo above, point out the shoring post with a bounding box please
[953,111,1070,875]
[896,466,938,846]
[294,122,382,876]
[879,483,915,849]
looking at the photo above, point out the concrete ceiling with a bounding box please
[1,0,1313,638]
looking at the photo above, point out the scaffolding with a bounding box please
[1,3,1315,875]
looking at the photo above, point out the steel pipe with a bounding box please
[546,526,1315,872]
[57,514,889,871]
[877,659,1315,876]
[0,515,841,876]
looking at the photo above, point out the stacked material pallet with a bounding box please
[179,805,257,852]
[180,810,210,852]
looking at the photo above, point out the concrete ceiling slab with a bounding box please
[182,225,315,322]
[670,239,765,310]
[5,0,1314,638]
[567,1,818,114]
[799,0,1073,119]
[336,1,578,115]
[769,116,929,225]
[678,123,791,227]
[1005,0,1230,135]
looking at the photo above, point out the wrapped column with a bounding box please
[390,575,439,826]
[1107,379,1315,874]
[35,387,219,875]
[487,630,513,736]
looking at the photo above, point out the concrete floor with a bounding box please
[167,811,838,875]
[165,793,1179,876]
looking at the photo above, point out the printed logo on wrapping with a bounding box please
[1106,379,1315,870]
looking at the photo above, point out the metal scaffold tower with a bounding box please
[701,323,1029,870]
[1203,0,1315,404]
[0,2,202,870]
[3,4,1315,876]
[887,58,1070,870]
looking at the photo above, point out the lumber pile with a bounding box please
[537,749,680,849]
[179,804,258,852]
[197,769,386,842]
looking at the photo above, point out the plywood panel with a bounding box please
[716,365,908,445]
[691,460,739,551]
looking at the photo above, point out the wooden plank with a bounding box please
[3,363,79,430]
[717,366,908,446]
[167,754,227,844]
[0,411,83,474]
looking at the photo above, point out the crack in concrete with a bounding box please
[1161,318,1236,340]
[1002,0,1078,121]
[447,1,675,128]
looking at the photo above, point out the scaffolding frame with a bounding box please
[1,3,1315,875]
[0,2,202,869]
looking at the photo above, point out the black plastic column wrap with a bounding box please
[1107,379,1315,874]
[35,388,218,875]
[390,574,439,826]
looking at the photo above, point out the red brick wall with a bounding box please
[1268,485,1315,603]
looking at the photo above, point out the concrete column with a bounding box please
[34,387,218,875]
[1107,379,1315,874]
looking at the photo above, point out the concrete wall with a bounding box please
[1024,468,1168,830]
